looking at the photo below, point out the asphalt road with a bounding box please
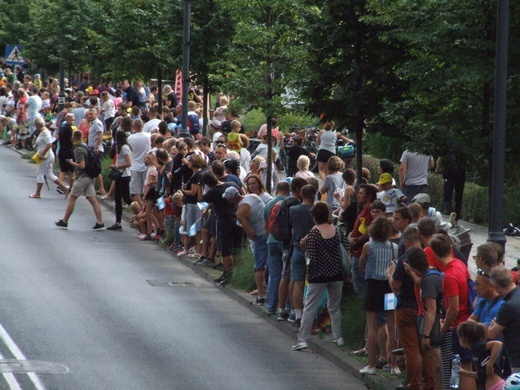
[0,146,365,389]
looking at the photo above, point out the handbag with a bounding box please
[108,168,123,181]
[336,226,352,279]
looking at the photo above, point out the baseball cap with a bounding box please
[412,193,431,204]
[222,186,239,199]
[209,119,221,129]
[376,173,393,185]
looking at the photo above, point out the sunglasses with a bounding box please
[477,268,490,278]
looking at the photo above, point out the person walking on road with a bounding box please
[54,130,106,231]
[29,117,69,199]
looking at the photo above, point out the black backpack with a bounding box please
[77,144,102,178]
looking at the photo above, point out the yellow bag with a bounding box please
[32,153,42,166]
[358,217,367,234]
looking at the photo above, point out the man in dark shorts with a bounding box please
[56,113,76,191]
[201,171,242,286]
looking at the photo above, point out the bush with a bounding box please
[231,247,256,292]
[341,294,366,349]
[240,109,319,136]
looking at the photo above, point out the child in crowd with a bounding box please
[376,172,406,214]
[168,190,184,251]
[320,156,345,211]
[140,152,160,241]
[252,134,268,159]
[457,321,505,390]
[226,120,243,153]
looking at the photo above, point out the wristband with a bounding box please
[422,335,430,339]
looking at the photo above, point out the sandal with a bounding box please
[28,194,41,199]
[352,348,367,357]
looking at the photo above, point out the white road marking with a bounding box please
[0,323,45,389]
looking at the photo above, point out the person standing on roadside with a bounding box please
[128,119,151,206]
[54,130,106,231]
[56,113,76,192]
[348,183,377,295]
[86,108,107,196]
[399,150,434,202]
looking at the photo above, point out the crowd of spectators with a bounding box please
[2,69,520,389]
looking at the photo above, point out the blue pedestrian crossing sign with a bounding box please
[4,45,25,66]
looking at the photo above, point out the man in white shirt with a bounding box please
[399,150,434,202]
[128,119,151,205]
[86,108,107,196]
[142,107,162,133]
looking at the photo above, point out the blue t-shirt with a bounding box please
[473,297,504,326]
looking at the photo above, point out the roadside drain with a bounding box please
[147,280,203,288]
[0,360,68,374]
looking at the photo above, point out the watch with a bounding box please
[423,335,430,339]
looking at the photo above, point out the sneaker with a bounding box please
[293,318,301,328]
[199,258,215,267]
[277,309,289,321]
[54,220,68,230]
[287,313,296,323]
[359,366,376,375]
[334,337,344,346]
[195,256,207,265]
[107,223,122,231]
[177,250,189,257]
[291,342,308,351]
[219,272,232,286]
[56,187,64,195]
[214,270,228,283]
[266,309,277,316]
[254,297,265,306]
[90,223,106,231]
[140,234,152,241]
[391,367,401,376]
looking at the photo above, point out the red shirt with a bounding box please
[443,258,470,328]
[415,246,462,315]
[350,204,373,257]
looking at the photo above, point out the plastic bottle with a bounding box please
[450,354,461,389]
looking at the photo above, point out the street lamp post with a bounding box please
[179,0,191,139]
[488,0,509,248]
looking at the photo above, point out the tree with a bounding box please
[295,0,409,181]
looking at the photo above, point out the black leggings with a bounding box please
[114,176,132,223]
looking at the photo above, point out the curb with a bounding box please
[100,194,403,390]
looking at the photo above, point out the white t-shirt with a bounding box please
[240,148,251,176]
[128,132,151,171]
[237,194,266,237]
[26,95,42,119]
[101,100,115,121]
[142,118,162,133]
[116,144,132,177]
[400,150,433,186]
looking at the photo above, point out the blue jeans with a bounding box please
[253,236,268,271]
[352,256,367,296]
[266,241,284,311]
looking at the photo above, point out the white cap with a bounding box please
[222,186,239,199]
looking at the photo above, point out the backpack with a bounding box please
[267,197,300,242]
[77,144,102,178]
[187,113,200,134]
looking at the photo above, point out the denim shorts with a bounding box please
[253,236,268,271]
[290,245,306,282]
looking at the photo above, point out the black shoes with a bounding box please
[54,220,68,229]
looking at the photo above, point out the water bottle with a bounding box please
[450,354,461,389]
